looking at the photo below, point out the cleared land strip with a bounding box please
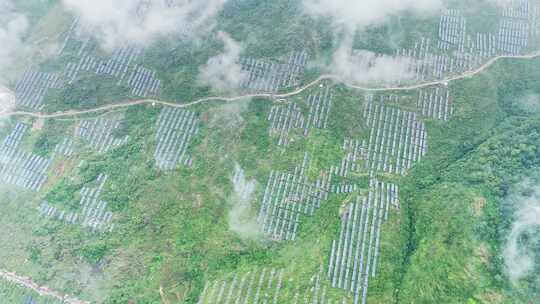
[2,50,540,120]
[0,269,90,304]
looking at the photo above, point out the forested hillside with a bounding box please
[0,1,538,303]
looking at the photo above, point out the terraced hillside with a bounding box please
[1,1,539,304]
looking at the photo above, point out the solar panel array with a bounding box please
[438,9,467,51]
[43,17,160,107]
[362,95,428,176]
[389,2,540,85]
[395,38,454,82]
[8,3,538,304]
[16,42,150,111]
[58,17,80,56]
[64,53,99,84]
[154,107,199,170]
[268,102,305,146]
[198,267,350,304]
[267,102,305,146]
[63,45,143,86]
[257,153,332,241]
[501,0,531,19]
[327,179,399,304]
[471,33,500,58]
[126,65,161,98]
[98,46,143,82]
[330,139,365,180]
[534,5,540,35]
[267,88,334,146]
[0,123,51,192]
[497,19,530,55]
[14,70,61,110]
[53,138,75,158]
[240,50,309,93]
[198,268,286,304]
[39,173,115,233]
[304,86,334,134]
[417,86,454,121]
[438,4,534,57]
[77,117,130,153]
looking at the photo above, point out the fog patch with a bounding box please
[61,0,227,50]
[301,0,443,32]
[301,0,440,86]
[503,180,540,286]
[516,93,540,113]
[228,163,261,239]
[210,98,251,130]
[488,0,515,7]
[198,32,248,92]
[329,38,415,85]
[0,0,30,83]
[0,85,16,125]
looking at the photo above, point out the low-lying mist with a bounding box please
[0,85,15,125]
[228,163,261,239]
[329,37,415,85]
[301,0,443,86]
[301,0,443,32]
[0,0,29,83]
[61,0,228,50]
[515,92,540,113]
[198,31,248,92]
[503,179,540,287]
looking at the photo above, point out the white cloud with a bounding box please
[228,163,261,239]
[302,0,441,86]
[488,0,514,7]
[302,0,443,32]
[209,97,251,130]
[330,42,414,85]
[198,31,248,92]
[0,85,15,119]
[503,181,540,285]
[0,0,29,83]
[0,85,15,127]
[516,93,540,113]
[61,0,227,50]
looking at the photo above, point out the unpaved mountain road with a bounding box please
[1,50,540,120]
[0,269,90,304]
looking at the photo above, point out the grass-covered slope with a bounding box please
[2,1,540,303]
[1,57,539,303]
[389,58,540,304]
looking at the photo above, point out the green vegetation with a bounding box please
[0,279,62,304]
[4,56,538,303]
[381,58,540,304]
[33,119,71,157]
[45,75,133,112]
[2,1,540,304]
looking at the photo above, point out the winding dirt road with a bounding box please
[0,269,89,304]
[1,50,540,120]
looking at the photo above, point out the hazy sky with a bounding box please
[198,31,248,92]
[0,0,29,82]
[302,0,443,32]
[61,0,228,50]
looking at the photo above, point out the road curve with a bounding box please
[0,269,90,304]
[1,50,540,120]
